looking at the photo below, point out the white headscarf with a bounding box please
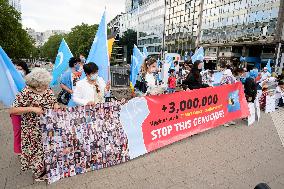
[223,69,233,77]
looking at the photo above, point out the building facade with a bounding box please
[119,0,284,69]
[165,0,203,55]
[200,0,284,69]
[137,0,165,55]
[120,0,165,56]
[9,0,21,12]
[26,29,68,47]
[108,14,122,34]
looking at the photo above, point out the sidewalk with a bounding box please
[1,105,284,189]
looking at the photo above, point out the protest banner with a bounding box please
[40,100,130,184]
[41,82,249,183]
[120,82,249,156]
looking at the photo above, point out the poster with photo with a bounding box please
[254,99,261,122]
[40,83,249,184]
[265,95,276,113]
[248,102,256,126]
[40,100,130,184]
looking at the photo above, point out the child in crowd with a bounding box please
[207,70,214,87]
[259,85,269,111]
[168,69,176,93]
[276,81,284,107]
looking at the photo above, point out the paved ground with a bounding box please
[1,104,284,189]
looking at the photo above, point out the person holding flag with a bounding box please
[14,60,30,77]
[50,39,73,87]
[0,47,26,155]
[59,57,82,106]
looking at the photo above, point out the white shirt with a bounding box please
[260,72,271,82]
[161,62,171,84]
[145,73,156,88]
[72,77,106,106]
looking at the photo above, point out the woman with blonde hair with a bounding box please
[9,68,59,181]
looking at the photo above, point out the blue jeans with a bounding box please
[168,88,175,93]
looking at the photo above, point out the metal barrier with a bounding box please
[110,66,130,87]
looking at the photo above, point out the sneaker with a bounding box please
[34,171,47,182]
[34,175,47,182]
[229,121,236,125]
[223,123,230,127]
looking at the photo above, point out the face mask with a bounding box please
[75,64,81,72]
[17,70,25,77]
[90,73,98,81]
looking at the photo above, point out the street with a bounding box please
[1,104,284,189]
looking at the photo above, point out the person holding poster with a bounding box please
[9,68,59,181]
[220,66,236,85]
[59,57,82,106]
[72,62,110,105]
[259,85,269,111]
[276,81,284,107]
[220,67,237,126]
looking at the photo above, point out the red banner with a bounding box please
[142,82,249,152]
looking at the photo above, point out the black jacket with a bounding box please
[244,77,257,102]
[183,69,208,90]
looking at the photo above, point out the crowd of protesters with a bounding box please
[7,54,284,182]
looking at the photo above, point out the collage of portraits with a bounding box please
[40,99,130,183]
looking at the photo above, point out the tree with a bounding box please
[65,23,99,58]
[119,29,137,64]
[0,0,36,59]
[39,23,113,62]
[40,34,66,62]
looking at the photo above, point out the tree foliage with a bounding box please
[0,0,36,59]
[40,23,99,61]
[65,23,99,58]
[119,29,137,64]
[40,34,66,62]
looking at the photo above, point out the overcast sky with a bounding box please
[22,0,125,32]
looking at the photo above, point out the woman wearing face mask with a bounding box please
[14,60,30,77]
[10,60,30,155]
[183,60,208,90]
[72,62,110,106]
[59,57,81,106]
[9,68,59,181]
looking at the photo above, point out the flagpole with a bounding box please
[137,4,140,47]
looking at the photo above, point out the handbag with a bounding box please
[57,90,71,105]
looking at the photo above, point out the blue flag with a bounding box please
[130,45,145,88]
[50,39,73,87]
[143,46,149,57]
[165,55,174,69]
[191,47,204,63]
[266,59,272,73]
[240,56,246,62]
[0,47,26,107]
[87,11,109,82]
